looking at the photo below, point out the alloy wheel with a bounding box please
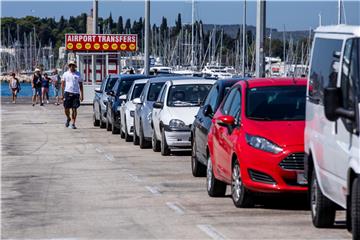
[232,164,242,202]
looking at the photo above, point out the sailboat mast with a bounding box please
[191,0,195,68]
[242,0,246,77]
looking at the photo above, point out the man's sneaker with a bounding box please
[32,103,35,107]
[46,100,49,104]
[65,118,71,127]
[68,124,77,129]
[40,103,44,106]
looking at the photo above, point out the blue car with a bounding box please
[106,74,151,134]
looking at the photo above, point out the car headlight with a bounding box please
[169,119,186,128]
[130,111,135,117]
[245,133,283,154]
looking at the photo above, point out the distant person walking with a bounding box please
[9,73,20,104]
[42,73,51,104]
[32,68,43,106]
[61,61,83,129]
[51,68,62,105]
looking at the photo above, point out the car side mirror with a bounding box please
[119,94,127,100]
[216,115,235,127]
[324,87,355,121]
[132,98,142,104]
[203,104,214,118]
[153,102,164,109]
[95,87,102,93]
[107,90,115,97]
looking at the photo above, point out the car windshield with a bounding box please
[131,83,145,100]
[105,77,119,92]
[167,84,213,107]
[117,80,135,96]
[246,86,306,121]
[147,82,165,101]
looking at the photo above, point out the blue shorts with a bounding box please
[54,87,61,97]
[32,87,41,96]
[63,92,80,109]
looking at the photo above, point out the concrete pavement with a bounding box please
[1,99,351,239]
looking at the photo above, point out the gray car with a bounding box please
[133,76,190,148]
[93,74,120,128]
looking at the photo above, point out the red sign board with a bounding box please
[65,34,137,52]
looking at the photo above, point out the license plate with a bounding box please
[297,172,307,185]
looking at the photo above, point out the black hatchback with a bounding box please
[190,78,245,177]
[106,74,151,134]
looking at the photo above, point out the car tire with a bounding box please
[352,177,360,239]
[124,118,132,142]
[106,113,111,131]
[120,120,125,139]
[133,119,140,145]
[152,130,161,152]
[206,154,226,197]
[111,117,120,134]
[310,168,336,228]
[231,161,254,208]
[99,115,106,129]
[160,128,170,156]
[191,139,206,177]
[93,111,100,127]
[139,123,150,149]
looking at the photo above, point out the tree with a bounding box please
[80,13,87,33]
[125,18,131,33]
[58,16,66,30]
[160,17,168,39]
[117,16,123,34]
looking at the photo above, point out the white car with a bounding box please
[119,79,148,141]
[304,25,360,239]
[151,78,215,155]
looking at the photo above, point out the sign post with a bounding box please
[65,33,138,103]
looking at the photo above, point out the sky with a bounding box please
[1,0,359,31]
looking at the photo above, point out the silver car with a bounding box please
[133,76,191,148]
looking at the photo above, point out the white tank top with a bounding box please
[10,78,18,88]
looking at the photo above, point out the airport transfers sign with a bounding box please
[65,34,138,52]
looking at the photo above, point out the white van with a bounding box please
[304,25,360,239]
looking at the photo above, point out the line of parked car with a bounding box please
[93,25,360,239]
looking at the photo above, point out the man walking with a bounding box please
[32,68,43,106]
[61,61,83,129]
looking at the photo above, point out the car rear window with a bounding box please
[131,83,146,100]
[167,84,213,107]
[246,86,306,121]
[105,77,119,92]
[147,82,165,101]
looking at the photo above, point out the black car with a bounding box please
[93,74,120,128]
[191,78,245,177]
[106,74,151,134]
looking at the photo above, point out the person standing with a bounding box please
[32,68,43,106]
[52,68,62,105]
[42,73,51,104]
[8,73,20,104]
[61,61,83,129]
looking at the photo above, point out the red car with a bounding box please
[207,78,308,208]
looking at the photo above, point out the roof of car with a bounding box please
[216,77,248,86]
[133,78,149,84]
[147,75,199,83]
[170,78,216,85]
[239,77,307,88]
[315,24,360,36]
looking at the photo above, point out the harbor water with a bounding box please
[1,82,57,97]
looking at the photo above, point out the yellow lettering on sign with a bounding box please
[94,43,100,50]
[67,43,73,49]
[129,44,136,51]
[111,43,118,50]
[120,44,127,50]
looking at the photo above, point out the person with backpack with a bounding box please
[51,68,62,105]
[32,68,43,106]
[8,72,20,104]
